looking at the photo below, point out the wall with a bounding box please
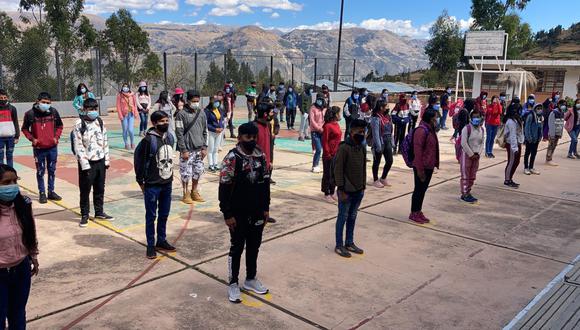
[563,67,580,99]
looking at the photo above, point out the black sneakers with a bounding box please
[47,191,62,201]
[146,246,157,259]
[39,192,47,204]
[346,243,364,254]
[155,240,176,252]
[94,213,115,221]
[79,215,89,228]
[335,246,351,258]
[504,180,520,188]
[267,217,277,223]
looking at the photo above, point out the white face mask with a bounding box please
[191,102,200,109]
[576,104,580,109]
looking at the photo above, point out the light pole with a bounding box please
[333,0,345,92]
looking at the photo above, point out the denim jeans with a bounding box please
[139,111,148,133]
[568,125,580,156]
[144,183,172,247]
[0,257,31,330]
[485,124,499,155]
[33,146,57,193]
[311,132,322,168]
[440,109,449,128]
[121,112,135,146]
[335,190,364,247]
[0,137,15,167]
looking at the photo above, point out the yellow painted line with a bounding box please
[241,292,273,308]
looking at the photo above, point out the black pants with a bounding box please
[0,257,31,330]
[228,116,235,137]
[228,214,265,284]
[411,168,434,212]
[394,123,407,152]
[321,158,336,195]
[344,117,352,141]
[524,141,539,169]
[78,159,106,217]
[409,115,418,132]
[372,144,393,181]
[286,107,297,129]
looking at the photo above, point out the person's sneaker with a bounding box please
[298,136,305,141]
[373,180,384,188]
[530,168,541,175]
[524,168,531,175]
[191,190,205,202]
[269,178,276,185]
[131,144,136,150]
[511,181,520,187]
[146,246,157,259]
[504,180,520,188]
[461,195,476,203]
[228,283,242,303]
[567,154,576,159]
[345,243,364,254]
[335,246,351,258]
[182,192,194,204]
[546,160,559,166]
[417,212,431,223]
[305,136,311,140]
[155,240,176,252]
[311,166,322,173]
[331,193,338,202]
[379,178,391,187]
[243,278,269,294]
[125,144,131,150]
[79,215,89,228]
[47,191,62,201]
[39,192,47,204]
[324,195,335,203]
[230,134,237,139]
[267,217,277,223]
[490,153,496,158]
[94,213,115,221]
[408,212,425,224]
[467,194,478,203]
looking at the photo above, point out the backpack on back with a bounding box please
[71,117,104,155]
[495,124,506,148]
[401,126,428,168]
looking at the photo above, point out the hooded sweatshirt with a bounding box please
[0,102,20,138]
[334,140,366,193]
[524,108,543,144]
[475,91,488,113]
[322,121,342,160]
[134,128,174,186]
[21,105,63,149]
[309,104,326,133]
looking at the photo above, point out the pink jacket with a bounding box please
[309,105,326,133]
[564,109,577,132]
[116,92,139,120]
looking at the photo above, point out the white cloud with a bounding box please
[359,18,434,38]
[186,0,302,17]
[145,9,155,15]
[450,16,475,30]
[290,21,357,31]
[238,4,253,13]
[262,8,273,13]
[0,0,19,11]
[83,0,179,14]
[271,12,280,18]
[191,19,207,25]
[156,19,207,25]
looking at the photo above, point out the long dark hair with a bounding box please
[373,99,388,116]
[76,83,89,96]
[156,91,169,106]
[503,103,522,125]
[0,165,37,254]
[324,106,340,123]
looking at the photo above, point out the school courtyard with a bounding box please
[17,112,580,329]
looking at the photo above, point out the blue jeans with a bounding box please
[569,125,580,155]
[440,109,449,128]
[139,112,148,133]
[485,124,498,155]
[335,190,364,247]
[0,257,31,330]
[312,132,322,168]
[144,183,172,247]
[121,113,135,146]
[33,146,57,193]
[0,137,15,167]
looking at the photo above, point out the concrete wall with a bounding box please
[563,67,580,99]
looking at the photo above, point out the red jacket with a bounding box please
[412,121,439,172]
[255,120,272,169]
[21,106,64,149]
[322,121,342,160]
[485,103,502,126]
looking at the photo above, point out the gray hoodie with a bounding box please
[175,105,208,152]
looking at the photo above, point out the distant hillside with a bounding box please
[523,22,580,60]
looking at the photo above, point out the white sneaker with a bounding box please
[523,168,531,175]
[379,178,391,187]
[228,283,242,303]
[243,278,269,295]
[530,168,541,175]
[324,195,335,203]
[311,166,322,173]
[373,180,384,188]
[546,161,559,167]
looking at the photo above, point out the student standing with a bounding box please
[276,82,286,123]
[21,92,63,204]
[334,119,367,258]
[440,86,452,130]
[485,95,502,158]
[564,99,580,159]
[134,111,176,259]
[409,109,440,224]
[321,106,342,203]
[343,90,361,139]
[116,83,138,150]
[370,100,394,188]
[309,94,326,173]
[283,85,298,130]
[219,123,271,303]
[172,87,185,116]
[298,87,313,141]
[245,81,258,121]
[72,83,95,115]
[152,91,177,141]
[523,104,544,175]
[459,111,484,203]
[503,104,524,188]
[474,91,488,113]
[136,81,152,137]
[546,100,566,166]
[0,164,39,329]
[409,91,421,131]
[175,90,207,204]
[73,98,114,227]
[0,89,20,167]
[205,97,225,172]
[392,94,410,154]
[224,84,237,138]
[254,102,278,223]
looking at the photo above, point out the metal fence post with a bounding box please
[224,52,227,83]
[96,48,103,99]
[352,59,356,90]
[270,56,273,84]
[0,52,4,89]
[194,52,198,91]
[163,51,168,92]
[314,57,318,89]
[291,63,294,87]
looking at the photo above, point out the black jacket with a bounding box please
[134,128,174,186]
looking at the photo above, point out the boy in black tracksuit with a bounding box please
[134,111,176,259]
[219,122,271,303]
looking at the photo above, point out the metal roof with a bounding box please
[302,80,429,93]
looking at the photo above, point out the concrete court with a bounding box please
[12,110,579,329]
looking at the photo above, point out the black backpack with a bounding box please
[71,117,104,155]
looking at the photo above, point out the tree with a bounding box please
[136,52,163,85]
[167,56,195,91]
[202,61,225,96]
[0,12,20,89]
[102,9,150,85]
[238,62,255,89]
[502,14,533,58]
[471,0,505,30]
[362,70,376,82]
[424,10,464,85]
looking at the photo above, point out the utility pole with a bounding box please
[333,0,345,92]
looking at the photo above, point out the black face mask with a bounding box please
[156,124,169,133]
[241,140,257,152]
[352,133,365,144]
[0,100,7,106]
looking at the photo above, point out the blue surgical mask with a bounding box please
[500,96,506,101]
[471,117,481,126]
[412,95,417,100]
[482,95,487,100]
[353,94,359,100]
[80,88,87,94]
[528,99,535,105]
[560,105,567,111]
[382,93,388,99]
[446,89,451,94]
[433,104,440,111]
[554,95,560,101]
[87,110,99,120]
[229,83,233,87]
[316,100,323,107]
[279,85,284,89]
[213,101,220,108]
[309,89,314,94]
[576,104,580,109]
[122,87,129,93]
[363,91,368,96]
[0,184,19,202]
[225,88,231,93]
[38,103,51,112]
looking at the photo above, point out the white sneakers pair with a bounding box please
[311,166,322,173]
[524,168,541,175]
[372,179,391,188]
[228,278,268,303]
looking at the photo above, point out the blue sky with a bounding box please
[3,0,578,38]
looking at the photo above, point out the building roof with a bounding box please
[303,80,429,93]
[469,59,580,68]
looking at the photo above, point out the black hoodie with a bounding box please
[134,128,174,186]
